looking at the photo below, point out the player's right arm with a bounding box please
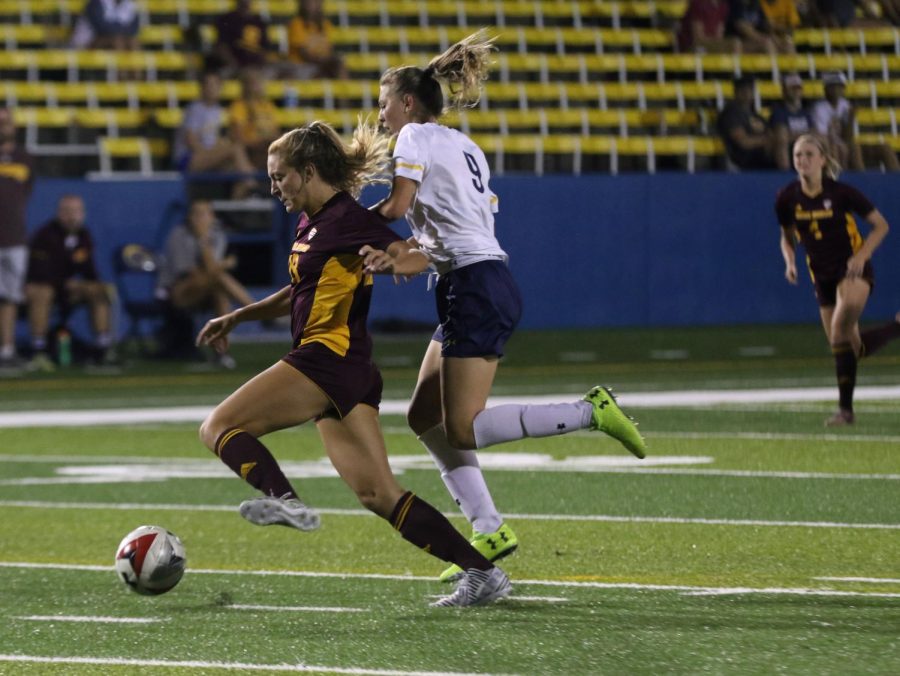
[780,226,798,285]
[197,285,291,351]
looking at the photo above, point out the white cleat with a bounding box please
[239,494,321,531]
[430,567,511,608]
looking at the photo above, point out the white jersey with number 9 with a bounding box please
[392,122,507,266]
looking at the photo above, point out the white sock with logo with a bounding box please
[472,401,593,449]
[417,424,502,534]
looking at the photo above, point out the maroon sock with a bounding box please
[389,492,491,571]
[214,428,297,498]
[860,320,900,357]
[832,342,857,412]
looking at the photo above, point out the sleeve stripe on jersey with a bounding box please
[396,161,424,171]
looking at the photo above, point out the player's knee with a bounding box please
[407,402,441,436]
[199,413,225,452]
[444,420,476,450]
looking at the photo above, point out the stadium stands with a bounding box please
[4,0,898,175]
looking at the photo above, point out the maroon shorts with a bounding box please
[811,262,874,307]
[281,341,383,419]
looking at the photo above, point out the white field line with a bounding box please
[0,655,496,676]
[1,456,898,481]
[1,384,899,428]
[814,576,900,584]
[678,587,900,598]
[227,604,367,613]
[1,562,898,600]
[14,615,161,623]
[1,500,897,530]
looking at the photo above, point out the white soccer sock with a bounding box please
[417,424,502,534]
[472,401,593,449]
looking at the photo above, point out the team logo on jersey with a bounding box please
[307,227,318,241]
[823,200,832,210]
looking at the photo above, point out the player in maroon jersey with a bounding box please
[195,120,511,607]
[776,133,900,426]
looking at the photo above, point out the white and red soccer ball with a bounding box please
[115,525,186,595]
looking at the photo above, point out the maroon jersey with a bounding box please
[288,191,401,361]
[775,178,875,279]
[26,220,100,291]
[0,146,35,248]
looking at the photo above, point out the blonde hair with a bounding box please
[794,133,841,180]
[268,118,391,198]
[380,29,497,117]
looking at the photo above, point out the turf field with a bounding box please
[1,325,898,675]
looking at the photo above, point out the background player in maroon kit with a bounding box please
[776,133,900,426]
[195,120,512,607]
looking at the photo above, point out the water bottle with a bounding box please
[57,329,72,368]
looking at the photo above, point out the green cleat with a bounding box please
[439,523,518,583]
[584,385,647,459]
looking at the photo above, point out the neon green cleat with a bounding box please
[584,385,647,459]
[439,523,518,583]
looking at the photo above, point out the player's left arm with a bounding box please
[847,209,889,278]
[373,176,418,221]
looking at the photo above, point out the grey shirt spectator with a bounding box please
[157,222,228,293]
[172,100,224,169]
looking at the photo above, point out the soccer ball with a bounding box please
[114,525,186,595]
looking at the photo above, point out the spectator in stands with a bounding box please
[717,75,776,169]
[874,0,900,24]
[815,0,858,26]
[70,0,140,51]
[25,195,115,369]
[727,0,792,52]
[759,0,800,45]
[811,71,899,171]
[172,71,258,198]
[228,68,281,170]
[0,106,36,370]
[156,199,254,368]
[768,72,813,170]
[285,0,348,79]
[213,0,273,76]
[676,0,739,53]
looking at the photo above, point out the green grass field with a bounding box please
[1,325,898,675]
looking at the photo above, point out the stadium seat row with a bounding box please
[7,78,900,112]
[15,103,897,143]
[0,0,687,29]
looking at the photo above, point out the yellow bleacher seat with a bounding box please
[858,133,900,151]
[97,136,169,175]
[75,109,148,132]
[153,108,183,130]
[139,25,181,50]
[563,83,603,107]
[16,107,74,128]
[622,54,664,81]
[275,107,355,132]
[659,54,702,80]
[856,108,897,134]
[581,54,624,82]
[0,24,67,48]
[343,52,390,79]
[738,54,777,80]
[5,82,54,106]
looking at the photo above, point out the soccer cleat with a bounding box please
[583,385,647,459]
[430,566,511,608]
[824,409,855,427]
[239,494,321,531]
[439,523,518,583]
[25,352,56,373]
